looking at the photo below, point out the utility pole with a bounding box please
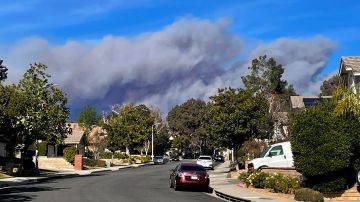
[151,123,161,161]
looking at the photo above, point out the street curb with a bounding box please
[0,163,153,189]
[213,189,251,202]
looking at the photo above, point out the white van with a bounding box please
[248,141,294,170]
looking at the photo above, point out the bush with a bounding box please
[83,158,106,168]
[239,171,251,187]
[229,162,237,172]
[294,188,324,202]
[38,141,47,156]
[238,171,300,194]
[249,171,270,188]
[100,152,113,159]
[264,173,300,194]
[290,101,360,191]
[134,155,151,163]
[63,147,77,164]
[83,158,96,167]
[96,159,106,167]
[114,152,126,159]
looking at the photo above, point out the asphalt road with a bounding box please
[0,160,223,202]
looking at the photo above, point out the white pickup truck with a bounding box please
[248,141,294,170]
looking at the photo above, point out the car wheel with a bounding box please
[258,165,268,171]
[169,178,173,188]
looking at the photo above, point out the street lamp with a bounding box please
[151,123,161,161]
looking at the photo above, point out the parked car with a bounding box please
[154,156,165,165]
[171,155,180,161]
[213,155,224,162]
[196,155,214,170]
[248,141,294,170]
[169,162,209,191]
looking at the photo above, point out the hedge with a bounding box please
[83,158,106,168]
[38,141,47,156]
[239,170,300,194]
[294,188,324,202]
[63,147,77,164]
[99,152,112,159]
[114,152,126,159]
[290,101,360,192]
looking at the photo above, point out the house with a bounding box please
[338,56,360,93]
[290,96,332,109]
[64,130,86,155]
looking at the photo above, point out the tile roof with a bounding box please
[64,130,84,144]
[342,56,360,72]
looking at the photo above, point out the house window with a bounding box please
[355,76,360,94]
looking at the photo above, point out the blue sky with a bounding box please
[1,0,359,118]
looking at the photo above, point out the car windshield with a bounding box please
[181,165,205,171]
[260,146,271,158]
[198,156,212,160]
[154,156,162,159]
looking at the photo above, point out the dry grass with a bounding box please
[0,172,13,179]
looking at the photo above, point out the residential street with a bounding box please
[0,161,223,202]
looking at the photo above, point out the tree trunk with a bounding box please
[144,140,150,156]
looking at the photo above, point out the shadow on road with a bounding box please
[0,186,68,202]
[175,186,214,194]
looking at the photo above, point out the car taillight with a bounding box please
[205,173,209,179]
[178,172,184,177]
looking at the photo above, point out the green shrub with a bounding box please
[294,188,324,202]
[307,172,348,192]
[238,171,251,187]
[239,171,300,193]
[290,101,360,191]
[96,159,106,167]
[114,152,126,159]
[83,158,96,167]
[100,152,113,159]
[83,158,106,167]
[38,141,47,156]
[248,171,269,188]
[265,173,300,194]
[229,162,237,172]
[63,147,77,164]
[134,155,151,163]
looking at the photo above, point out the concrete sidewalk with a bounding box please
[0,163,151,188]
[209,161,295,202]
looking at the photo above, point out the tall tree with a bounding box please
[167,99,207,155]
[17,63,69,147]
[320,75,341,96]
[0,84,27,156]
[104,103,154,155]
[77,105,100,133]
[203,88,273,158]
[242,55,296,139]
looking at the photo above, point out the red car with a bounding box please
[169,162,210,191]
